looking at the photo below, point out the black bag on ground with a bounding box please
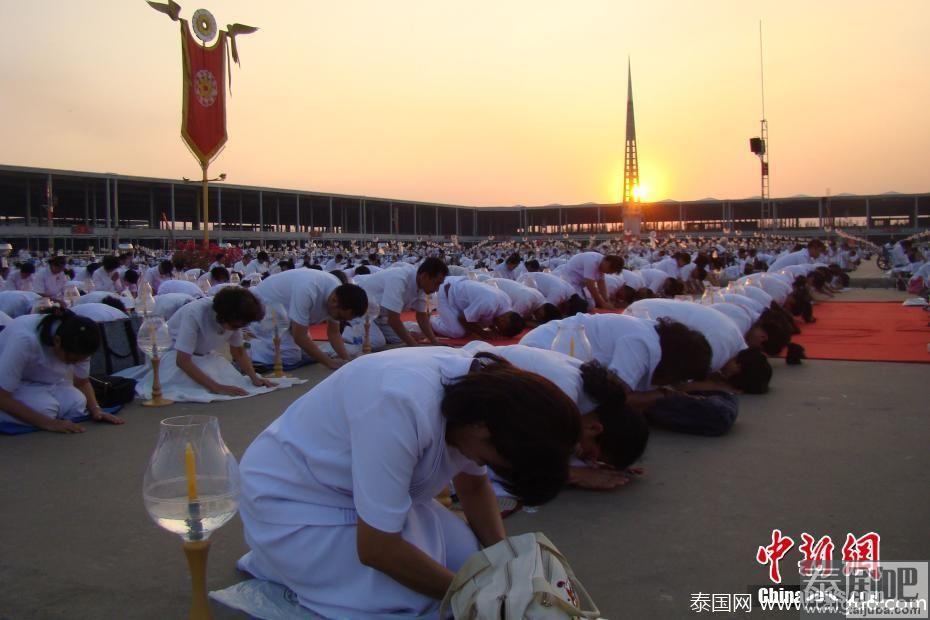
[90,375,137,407]
[89,316,144,375]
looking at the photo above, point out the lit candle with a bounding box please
[185,442,199,501]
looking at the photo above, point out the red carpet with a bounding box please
[308,302,929,364]
[791,302,930,363]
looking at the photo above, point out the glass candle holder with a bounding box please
[551,324,594,362]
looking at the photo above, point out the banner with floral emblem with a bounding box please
[180,19,227,165]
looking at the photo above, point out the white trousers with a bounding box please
[238,500,479,620]
[248,326,309,367]
[0,381,87,429]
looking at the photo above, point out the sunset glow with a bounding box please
[0,1,927,206]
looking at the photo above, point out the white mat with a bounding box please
[117,351,306,403]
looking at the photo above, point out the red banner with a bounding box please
[180,20,227,165]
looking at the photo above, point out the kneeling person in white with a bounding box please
[237,347,581,620]
[124,288,278,402]
[249,269,368,370]
[0,309,124,433]
[354,258,448,348]
[431,278,525,340]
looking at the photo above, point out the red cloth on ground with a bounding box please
[788,302,930,363]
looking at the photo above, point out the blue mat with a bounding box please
[248,357,315,375]
[0,405,124,436]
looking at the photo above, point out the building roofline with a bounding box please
[1,163,927,212]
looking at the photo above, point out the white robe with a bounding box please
[518,272,575,306]
[520,313,661,392]
[119,297,303,402]
[33,267,69,298]
[626,298,747,371]
[249,269,341,365]
[237,348,484,620]
[0,314,89,429]
[92,268,122,293]
[561,252,604,295]
[431,279,512,338]
[0,290,40,318]
[709,302,754,336]
[489,278,546,317]
[154,279,203,298]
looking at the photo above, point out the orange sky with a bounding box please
[1,1,928,206]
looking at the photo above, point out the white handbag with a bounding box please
[440,532,603,619]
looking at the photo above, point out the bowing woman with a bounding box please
[124,287,275,401]
[0,308,124,433]
[237,347,581,620]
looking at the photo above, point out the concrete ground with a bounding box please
[1,285,927,619]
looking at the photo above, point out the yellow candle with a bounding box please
[185,442,199,501]
[569,337,575,358]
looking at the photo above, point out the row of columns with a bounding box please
[18,175,928,247]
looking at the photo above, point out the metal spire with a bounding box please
[622,57,640,208]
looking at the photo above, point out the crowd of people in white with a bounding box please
[0,232,884,617]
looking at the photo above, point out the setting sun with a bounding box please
[632,184,649,202]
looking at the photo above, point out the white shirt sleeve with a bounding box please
[171,308,200,355]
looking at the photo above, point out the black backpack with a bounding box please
[89,316,144,375]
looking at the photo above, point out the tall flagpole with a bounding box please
[201,162,210,248]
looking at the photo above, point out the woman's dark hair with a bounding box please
[333,283,368,318]
[728,348,772,394]
[210,266,230,283]
[354,265,371,276]
[652,318,712,385]
[602,254,625,273]
[442,352,581,505]
[662,278,685,297]
[828,264,850,287]
[756,310,791,356]
[86,262,101,275]
[785,342,806,365]
[580,361,648,469]
[524,259,540,272]
[565,294,588,316]
[159,260,174,276]
[123,269,140,285]
[417,257,449,279]
[256,251,269,263]
[308,264,322,270]
[101,296,127,313]
[37,307,100,357]
[808,270,827,292]
[788,293,815,323]
[329,269,349,285]
[19,262,36,275]
[673,251,692,265]
[498,311,525,338]
[537,303,562,323]
[505,253,522,267]
[212,287,264,325]
[102,255,120,272]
